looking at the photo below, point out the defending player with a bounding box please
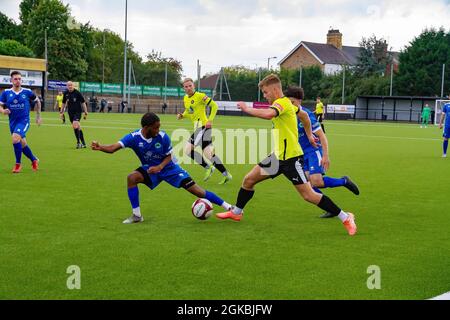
[91,112,232,224]
[215,75,357,236]
[0,71,41,173]
[178,78,232,184]
[285,86,360,218]
[439,100,450,158]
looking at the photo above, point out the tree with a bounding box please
[0,12,24,42]
[24,0,88,80]
[0,39,34,57]
[396,28,450,96]
[19,0,41,32]
[356,35,392,76]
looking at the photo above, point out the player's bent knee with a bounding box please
[12,134,21,144]
[310,175,324,188]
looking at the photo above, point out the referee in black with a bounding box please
[60,81,89,149]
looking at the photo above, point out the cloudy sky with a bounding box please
[1,0,449,78]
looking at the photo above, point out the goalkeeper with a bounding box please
[421,104,431,128]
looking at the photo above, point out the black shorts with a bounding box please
[258,153,308,186]
[317,114,324,123]
[189,126,213,150]
[69,112,82,123]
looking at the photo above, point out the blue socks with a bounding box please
[323,177,346,188]
[127,186,140,209]
[444,140,448,155]
[22,145,37,162]
[13,142,22,164]
[313,187,323,194]
[205,191,225,207]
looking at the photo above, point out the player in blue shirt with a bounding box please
[439,100,450,158]
[91,112,232,224]
[0,71,42,173]
[284,86,360,218]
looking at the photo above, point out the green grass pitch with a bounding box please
[0,112,449,300]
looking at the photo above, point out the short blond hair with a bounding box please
[258,74,281,89]
[182,78,194,85]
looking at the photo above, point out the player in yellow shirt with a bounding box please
[178,78,232,184]
[216,74,357,236]
[315,97,325,133]
[54,91,65,123]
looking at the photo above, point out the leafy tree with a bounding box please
[396,28,450,96]
[356,35,392,76]
[0,12,24,42]
[0,39,34,57]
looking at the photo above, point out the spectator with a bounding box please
[162,102,168,114]
[120,100,128,113]
[89,95,98,113]
[107,100,112,113]
[99,97,107,113]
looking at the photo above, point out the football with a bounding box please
[191,198,214,220]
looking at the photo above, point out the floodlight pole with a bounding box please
[164,62,168,103]
[123,0,128,103]
[197,59,201,91]
[342,65,346,104]
[299,66,303,87]
[44,28,48,94]
[258,68,262,102]
[390,63,394,96]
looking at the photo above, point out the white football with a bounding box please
[192,198,214,220]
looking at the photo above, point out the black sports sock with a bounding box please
[317,195,341,217]
[236,188,255,210]
[211,154,227,174]
[74,128,80,143]
[321,124,326,133]
[79,130,86,145]
[190,150,209,168]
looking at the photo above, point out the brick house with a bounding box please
[279,29,399,75]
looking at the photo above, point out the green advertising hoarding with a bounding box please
[81,82,102,93]
[162,87,180,97]
[102,83,122,94]
[77,82,211,98]
[143,86,162,97]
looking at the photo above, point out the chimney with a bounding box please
[327,29,343,49]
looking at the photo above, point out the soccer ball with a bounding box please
[192,198,214,220]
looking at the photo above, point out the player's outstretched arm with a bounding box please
[237,102,277,120]
[82,102,89,119]
[439,113,446,129]
[35,99,42,126]
[206,100,219,128]
[298,110,318,148]
[91,141,122,154]
[316,129,330,171]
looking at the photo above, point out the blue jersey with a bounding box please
[298,107,322,154]
[443,103,450,127]
[119,129,175,170]
[0,88,37,123]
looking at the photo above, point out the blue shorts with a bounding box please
[9,119,30,138]
[443,125,450,139]
[137,164,194,190]
[303,149,325,175]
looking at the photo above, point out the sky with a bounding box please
[1,0,449,78]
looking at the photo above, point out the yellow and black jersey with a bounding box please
[270,97,303,160]
[183,92,218,129]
